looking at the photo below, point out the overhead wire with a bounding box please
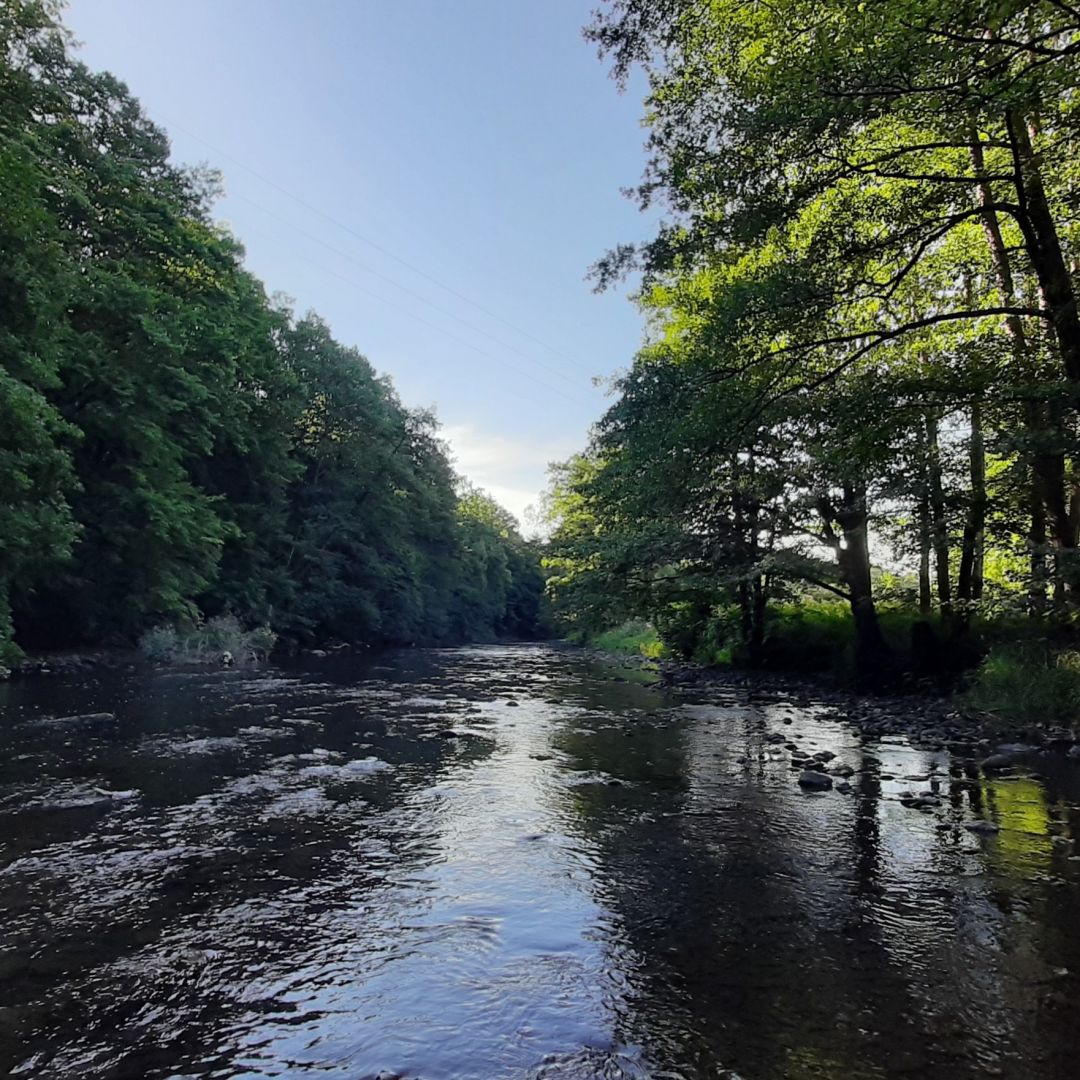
[229,189,586,390]
[161,116,594,375]
[237,219,583,406]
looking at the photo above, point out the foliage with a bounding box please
[0,1,543,658]
[590,620,669,660]
[139,615,276,667]
[543,0,1080,701]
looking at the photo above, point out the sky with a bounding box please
[61,0,656,530]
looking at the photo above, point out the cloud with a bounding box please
[442,423,578,530]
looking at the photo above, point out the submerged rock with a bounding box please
[798,770,833,791]
[901,795,941,810]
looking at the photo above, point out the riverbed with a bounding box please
[2,643,1079,1079]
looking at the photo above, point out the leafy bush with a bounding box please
[139,625,182,663]
[759,601,858,677]
[653,601,712,659]
[591,620,669,659]
[139,615,276,667]
[755,601,950,682]
[967,644,1080,726]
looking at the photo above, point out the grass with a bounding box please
[966,643,1080,727]
[139,614,276,667]
[759,601,859,677]
[590,620,670,660]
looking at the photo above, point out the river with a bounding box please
[1,643,1079,1079]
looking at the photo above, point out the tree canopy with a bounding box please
[545,0,1080,678]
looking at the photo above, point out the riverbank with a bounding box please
[589,645,1080,762]
[3,650,140,680]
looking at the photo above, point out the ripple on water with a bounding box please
[2,644,1080,1080]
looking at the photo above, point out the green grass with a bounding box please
[756,601,860,677]
[590,620,670,660]
[966,643,1080,726]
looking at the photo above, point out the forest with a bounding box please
[0,0,544,667]
[544,0,1080,712]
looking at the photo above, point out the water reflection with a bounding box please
[1,645,1079,1079]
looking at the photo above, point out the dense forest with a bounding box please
[545,1,1080,706]
[0,0,543,667]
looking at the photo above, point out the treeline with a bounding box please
[0,0,543,665]
[545,1,1080,687]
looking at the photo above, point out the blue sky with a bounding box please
[62,0,654,528]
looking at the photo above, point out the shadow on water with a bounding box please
[2,644,1080,1078]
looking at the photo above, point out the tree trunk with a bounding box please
[957,397,986,606]
[822,486,889,673]
[1027,401,1049,615]
[925,412,951,620]
[918,488,932,616]
[1005,112,1080,384]
[971,131,1053,616]
[749,572,767,665]
[737,579,752,651]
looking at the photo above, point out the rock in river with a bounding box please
[964,820,1001,835]
[798,770,833,791]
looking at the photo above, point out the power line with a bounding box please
[13,125,588,407]
[163,117,593,374]
[231,190,585,390]
[239,220,583,406]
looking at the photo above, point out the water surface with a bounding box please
[2,644,1079,1079]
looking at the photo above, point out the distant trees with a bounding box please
[0,0,542,664]
[546,1,1080,675]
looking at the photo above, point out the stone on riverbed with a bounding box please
[798,770,833,791]
[901,795,941,810]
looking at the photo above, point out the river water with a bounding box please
[2,644,1079,1079]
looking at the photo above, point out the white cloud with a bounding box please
[442,423,579,531]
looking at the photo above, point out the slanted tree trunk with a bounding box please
[1007,113,1080,603]
[1005,113,1080,384]
[970,131,1052,616]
